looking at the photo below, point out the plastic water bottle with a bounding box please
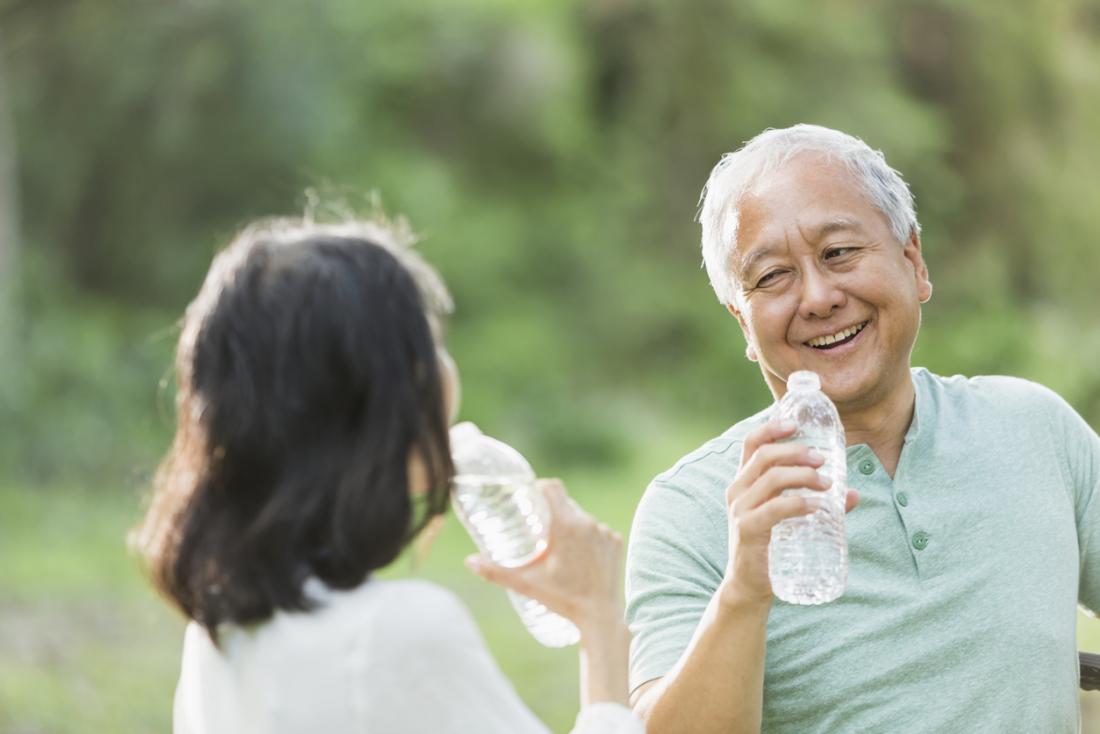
[768,371,849,605]
[449,422,581,647]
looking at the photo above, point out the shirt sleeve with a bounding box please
[1042,389,1100,613]
[626,468,730,693]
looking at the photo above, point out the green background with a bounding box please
[2,0,1100,730]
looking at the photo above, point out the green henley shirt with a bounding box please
[626,368,1100,732]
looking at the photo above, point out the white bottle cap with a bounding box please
[449,421,483,452]
[787,371,821,392]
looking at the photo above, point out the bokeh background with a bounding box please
[2,0,1100,731]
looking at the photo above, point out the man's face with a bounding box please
[727,154,931,412]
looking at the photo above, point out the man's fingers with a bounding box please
[738,495,815,538]
[734,466,830,514]
[844,488,860,513]
[727,424,820,507]
[739,420,797,468]
[739,442,824,489]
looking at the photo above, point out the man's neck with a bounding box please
[836,376,916,478]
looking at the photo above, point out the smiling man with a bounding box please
[625,125,1100,733]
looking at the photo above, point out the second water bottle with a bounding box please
[449,422,581,647]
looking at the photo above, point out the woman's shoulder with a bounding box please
[321,577,467,617]
[323,578,501,687]
[309,577,478,644]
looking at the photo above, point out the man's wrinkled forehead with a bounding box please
[729,159,875,270]
[733,217,864,280]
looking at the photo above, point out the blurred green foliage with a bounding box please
[2,0,1100,731]
[3,0,1100,485]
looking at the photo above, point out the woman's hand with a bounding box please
[464,479,624,640]
[721,420,860,607]
[466,479,631,707]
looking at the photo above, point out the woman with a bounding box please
[134,217,642,733]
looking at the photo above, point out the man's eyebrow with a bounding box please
[736,244,783,281]
[736,219,864,282]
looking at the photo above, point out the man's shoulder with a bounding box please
[629,415,770,575]
[652,407,772,488]
[915,368,1070,420]
[303,578,471,641]
[633,408,772,531]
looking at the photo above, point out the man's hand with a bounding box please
[722,420,859,606]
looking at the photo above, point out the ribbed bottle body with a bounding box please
[450,424,581,647]
[768,373,849,605]
[451,476,549,567]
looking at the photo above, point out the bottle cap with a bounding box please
[787,371,821,392]
[449,421,483,452]
[449,422,534,480]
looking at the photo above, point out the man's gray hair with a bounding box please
[698,124,920,306]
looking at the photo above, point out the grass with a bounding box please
[0,446,663,733]
[0,484,182,733]
[4,446,1100,732]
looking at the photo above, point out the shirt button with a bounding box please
[858,459,875,475]
[912,531,930,551]
[896,492,909,507]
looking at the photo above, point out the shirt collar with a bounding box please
[903,367,927,446]
[844,367,925,457]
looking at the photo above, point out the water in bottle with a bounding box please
[768,371,848,605]
[449,422,581,647]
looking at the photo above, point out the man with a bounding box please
[625,124,1100,732]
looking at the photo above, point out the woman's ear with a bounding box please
[438,348,461,423]
[413,514,446,565]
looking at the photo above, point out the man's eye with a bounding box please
[756,270,785,287]
[824,247,855,260]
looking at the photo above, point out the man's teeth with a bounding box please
[807,322,867,348]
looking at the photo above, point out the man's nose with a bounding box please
[797,266,846,319]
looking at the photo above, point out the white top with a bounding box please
[174,578,643,734]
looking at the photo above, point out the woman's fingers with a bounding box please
[465,554,542,598]
[537,478,583,526]
[466,478,625,628]
[466,553,511,584]
[537,478,619,546]
[538,477,567,504]
[597,522,621,543]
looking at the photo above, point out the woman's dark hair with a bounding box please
[134,218,454,641]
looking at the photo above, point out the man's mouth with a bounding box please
[804,321,869,350]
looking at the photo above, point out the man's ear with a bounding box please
[726,301,758,362]
[904,231,933,304]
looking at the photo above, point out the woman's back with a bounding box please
[175,578,549,734]
[143,220,640,733]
